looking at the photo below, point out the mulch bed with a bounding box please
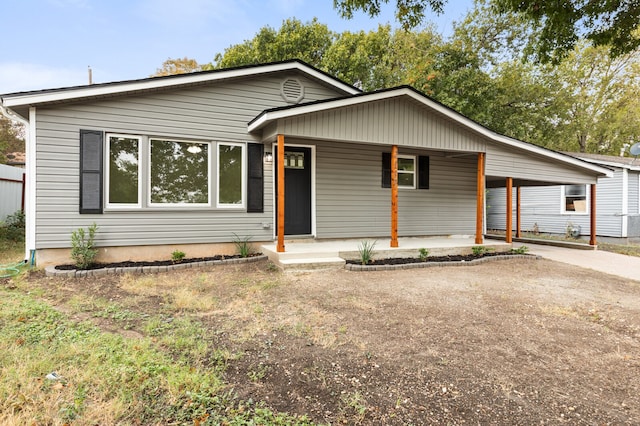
[346,251,527,266]
[55,253,263,271]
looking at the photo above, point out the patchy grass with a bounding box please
[599,242,640,257]
[0,278,312,425]
[0,237,24,265]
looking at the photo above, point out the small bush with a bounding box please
[171,250,186,262]
[418,248,429,262]
[232,233,253,258]
[0,210,25,242]
[357,240,376,265]
[71,223,98,269]
[472,245,493,256]
[510,245,529,255]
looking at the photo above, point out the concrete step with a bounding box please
[277,257,346,271]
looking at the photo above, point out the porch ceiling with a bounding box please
[486,176,592,188]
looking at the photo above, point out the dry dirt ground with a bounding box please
[23,258,640,425]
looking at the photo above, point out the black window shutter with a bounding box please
[247,143,264,213]
[381,152,391,188]
[79,129,103,214]
[418,155,430,189]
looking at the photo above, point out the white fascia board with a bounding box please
[1,62,359,107]
[250,87,613,178]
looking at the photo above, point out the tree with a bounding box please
[333,0,445,29]
[0,116,25,164]
[544,43,640,154]
[333,0,640,62]
[493,0,640,63]
[324,24,443,91]
[212,18,335,69]
[153,57,208,77]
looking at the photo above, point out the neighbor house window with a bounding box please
[563,184,588,213]
[149,139,210,205]
[106,134,141,207]
[397,155,416,189]
[217,142,245,207]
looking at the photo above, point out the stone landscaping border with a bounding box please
[345,254,540,271]
[44,255,268,278]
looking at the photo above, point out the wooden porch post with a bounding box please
[475,152,485,244]
[506,177,513,243]
[390,145,399,248]
[277,134,285,252]
[590,183,597,246]
[516,186,521,238]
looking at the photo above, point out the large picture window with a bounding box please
[150,139,209,205]
[217,142,245,207]
[563,184,588,213]
[106,134,141,207]
[99,134,256,211]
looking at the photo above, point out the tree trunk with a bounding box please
[577,133,587,152]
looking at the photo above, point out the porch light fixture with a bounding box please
[187,145,202,154]
[264,151,273,162]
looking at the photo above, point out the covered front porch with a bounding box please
[262,236,511,271]
[248,86,612,265]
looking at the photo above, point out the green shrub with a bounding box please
[71,223,98,269]
[472,245,493,256]
[0,210,25,242]
[357,240,376,265]
[171,250,186,262]
[510,245,529,255]
[418,248,429,262]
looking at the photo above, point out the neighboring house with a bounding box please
[0,60,611,266]
[488,152,640,242]
[0,163,25,221]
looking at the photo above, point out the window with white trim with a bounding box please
[106,134,141,207]
[149,139,210,205]
[397,155,416,189]
[217,142,245,207]
[562,184,588,213]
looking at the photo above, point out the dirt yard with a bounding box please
[23,258,640,424]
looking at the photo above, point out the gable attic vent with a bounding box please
[280,78,304,104]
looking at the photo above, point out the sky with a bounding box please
[0,0,473,94]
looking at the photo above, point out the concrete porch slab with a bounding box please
[262,236,511,271]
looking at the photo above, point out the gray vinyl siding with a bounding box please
[276,98,487,152]
[487,170,623,237]
[34,73,339,248]
[629,171,639,214]
[314,141,477,238]
[485,144,598,184]
[628,171,640,237]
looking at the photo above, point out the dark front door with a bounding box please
[275,146,312,235]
